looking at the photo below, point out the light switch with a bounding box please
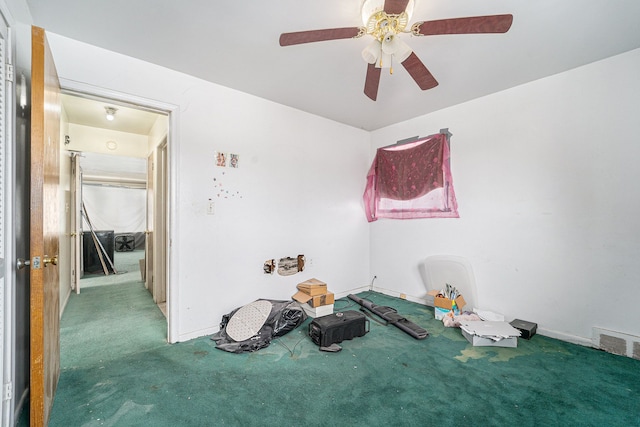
[207,201,215,215]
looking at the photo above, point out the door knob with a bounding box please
[17,258,31,270]
[43,256,58,267]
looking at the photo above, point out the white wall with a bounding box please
[43,33,371,341]
[10,0,636,347]
[370,48,640,344]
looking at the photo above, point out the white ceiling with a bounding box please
[61,93,162,135]
[26,0,640,131]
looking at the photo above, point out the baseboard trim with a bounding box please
[370,286,432,306]
[188,286,595,350]
[358,287,595,348]
[177,326,219,343]
[334,286,369,299]
[537,328,592,347]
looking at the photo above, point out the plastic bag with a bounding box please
[211,299,307,353]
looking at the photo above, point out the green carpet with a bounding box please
[48,288,640,426]
[80,249,145,289]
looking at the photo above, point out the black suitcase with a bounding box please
[309,311,369,347]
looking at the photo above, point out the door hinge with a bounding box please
[3,382,12,401]
[6,64,14,82]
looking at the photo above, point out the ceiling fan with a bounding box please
[279,0,513,101]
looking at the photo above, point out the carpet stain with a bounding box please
[537,340,573,356]
[455,346,528,363]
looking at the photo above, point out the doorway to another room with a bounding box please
[75,151,149,294]
[61,92,171,330]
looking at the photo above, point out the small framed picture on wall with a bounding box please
[215,151,226,167]
[229,153,239,168]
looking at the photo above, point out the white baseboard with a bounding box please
[186,286,596,351]
[349,286,595,349]
[371,285,432,306]
[337,284,433,306]
[334,286,369,299]
[177,326,219,343]
[537,328,592,347]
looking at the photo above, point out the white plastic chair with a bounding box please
[421,255,478,312]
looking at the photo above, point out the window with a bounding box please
[363,132,459,222]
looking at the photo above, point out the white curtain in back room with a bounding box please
[82,185,146,233]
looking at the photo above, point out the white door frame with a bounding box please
[0,3,13,425]
[58,78,180,343]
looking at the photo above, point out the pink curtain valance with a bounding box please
[363,133,459,222]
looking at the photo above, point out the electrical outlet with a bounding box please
[207,201,215,215]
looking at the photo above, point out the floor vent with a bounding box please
[593,327,640,359]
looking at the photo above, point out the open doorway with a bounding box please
[60,92,170,335]
[76,151,148,286]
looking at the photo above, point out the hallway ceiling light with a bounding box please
[105,106,118,121]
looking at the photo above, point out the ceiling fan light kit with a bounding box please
[280,0,513,101]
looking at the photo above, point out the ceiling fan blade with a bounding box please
[412,14,513,36]
[384,0,411,15]
[401,52,438,90]
[364,63,382,101]
[279,27,363,46]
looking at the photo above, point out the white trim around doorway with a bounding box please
[58,78,181,343]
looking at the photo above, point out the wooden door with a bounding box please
[30,26,61,426]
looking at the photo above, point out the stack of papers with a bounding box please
[472,308,505,322]
[459,321,521,348]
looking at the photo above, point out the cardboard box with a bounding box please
[296,278,328,296]
[302,303,334,318]
[427,289,466,311]
[510,319,537,340]
[461,329,518,348]
[292,290,335,308]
